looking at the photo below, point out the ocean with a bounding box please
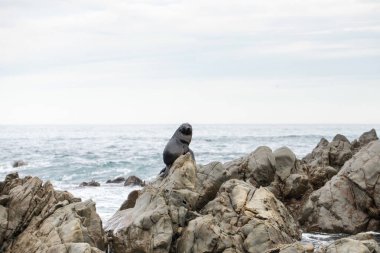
[0,124,379,223]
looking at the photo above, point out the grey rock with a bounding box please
[79,180,100,187]
[124,175,145,187]
[283,174,309,199]
[300,140,380,234]
[273,146,297,181]
[12,160,28,168]
[106,177,125,183]
[0,173,105,253]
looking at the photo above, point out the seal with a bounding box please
[159,123,195,177]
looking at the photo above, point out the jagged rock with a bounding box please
[300,140,380,234]
[106,153,301,253]
[303,134,352,170]
[0,173,105,253]
[352,129,379,153]
[79,180,100,187]
[106,177,126,183]
[124,175,145,187]
[308,166,338,189]
[105,153,197,253]
[12,160,28,168]
[283,174,309,199]
[176,179,301,253]
[359,129,378,146]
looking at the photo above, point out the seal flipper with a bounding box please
[159,165,170,177]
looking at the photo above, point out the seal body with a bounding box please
[160,123,195,177]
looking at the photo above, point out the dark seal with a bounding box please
[159,123,195,177]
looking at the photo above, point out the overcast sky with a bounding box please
[0,0,379,124]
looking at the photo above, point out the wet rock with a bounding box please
[12,160,27,168]
[0,173,105,253]
[300,140,380,234]
[106,177,125,184]
[79,180,100,187]
[124,175,145,187]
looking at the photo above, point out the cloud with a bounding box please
[0,0,379,123]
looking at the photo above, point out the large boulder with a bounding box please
[224,146,276,187]
[300,140,380,234]
[0,173,105,253]
[176,179,301,253]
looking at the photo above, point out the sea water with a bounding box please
[1,124,379,246]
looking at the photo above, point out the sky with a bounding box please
[0,0,379,124]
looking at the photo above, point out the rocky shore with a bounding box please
[1,129,380,253]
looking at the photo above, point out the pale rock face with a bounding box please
[0,173,105,253]
[176,179,301,253]
[300,140,380,234]
[106,152,301,253]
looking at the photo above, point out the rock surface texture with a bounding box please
[0,173,105,253]
[300,140,380,233]
[105,152,301,253]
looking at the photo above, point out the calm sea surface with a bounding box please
[1,124,379,244]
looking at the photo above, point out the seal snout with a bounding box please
[180,123,192,135]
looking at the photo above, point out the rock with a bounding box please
[300,140,380,234]
[303,134,352,170]
[193,161,227,210]
[106,153,301,253]
[119,190,140,210]
[105,153,197,253]
[283,174,309,199]
[79,180,100,187]
[0,173,105,253]
[12,160,27,168]
[176,179,301,253]
[359,129,378,147]
[224,146,276,187]
[273,146,297,181]
[276,242,312,253]
[308,166,338,189]
[106,177,125,183]
[124,175,145,187]
[324,238,374,253]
